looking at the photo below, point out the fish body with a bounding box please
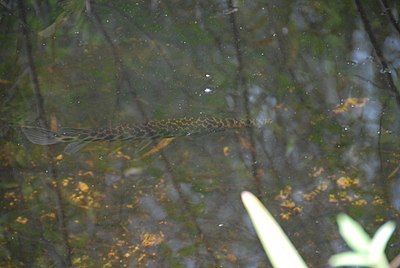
[22,117,258,154]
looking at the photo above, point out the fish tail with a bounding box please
[21,126,86,144]
[22,126,91,154]
[21,126,61,145]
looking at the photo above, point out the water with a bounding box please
[1,1,400,267]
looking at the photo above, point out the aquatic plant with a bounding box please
[241,191,396,268]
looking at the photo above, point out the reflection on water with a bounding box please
[2,1,400,267]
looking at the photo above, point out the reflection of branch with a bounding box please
[356,1,400,218]
[0,0,31,31]
[160,152,221,266]
[227,0,262,196]
[17,3,46,125]
[354,74,386,89]
[86,2,220,264]
[94,2,198,101]
[17,0,72,266]
[379,0,400,35]
[2,68,29,107]
[86,0,148,120]
[377,98,393,206]
[94,2,175,71]
[355,0,400,108]
[15,187,66,267]
[0,68,26,134]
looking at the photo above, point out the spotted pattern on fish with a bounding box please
[22,117,261,154]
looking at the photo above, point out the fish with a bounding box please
[22,117,261,155]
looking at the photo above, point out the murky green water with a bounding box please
[1,1,400,267]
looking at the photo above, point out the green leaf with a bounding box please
[337,213,371,252]
[241,191,308,268]
[331,215,395,268]
[329,252,371,267]
[368,221,395,264]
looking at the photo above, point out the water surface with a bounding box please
[1,1,400,267]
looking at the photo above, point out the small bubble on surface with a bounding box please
[204,88,214,94]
